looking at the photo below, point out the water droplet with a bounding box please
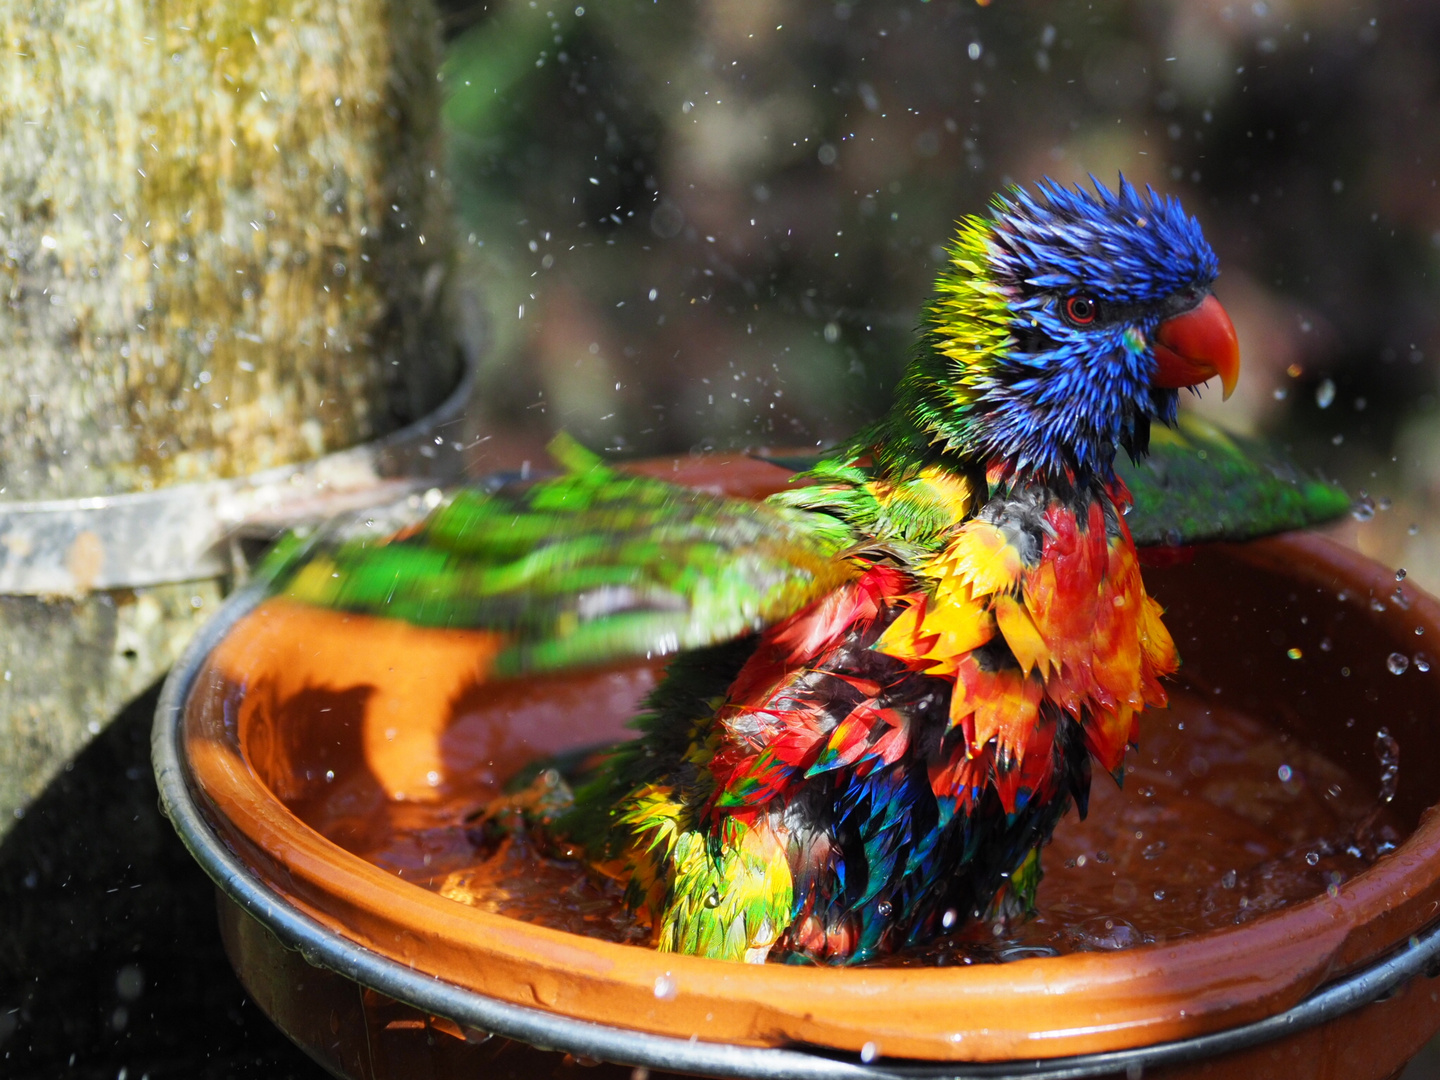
[653,974,677,1000]
[1095,850,1111,863]
[703,890,720,908]
[1221,869,1237,889]
[115,964,145,1002]
[1388,652,1410,674]
[1076,854,1088,867]
[1286,647,1302,660]
[942,908,958,930]
[1352,496,1376,522]
[876,899,893,918]
[1376,727,1400,803]
[1142,841,1167,859]
[1277,764,1293,782]
[1396,568,1408,581]
[1306,851,1320,866]
[1153,889,1166,901]
[1316,378,1336,408]
[861,1041,880,1063]
[1417,654,1432,673]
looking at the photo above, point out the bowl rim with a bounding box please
[153,532,1440,1075]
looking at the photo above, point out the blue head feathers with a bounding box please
[988,175,1218,305]
[914,176,1224,486]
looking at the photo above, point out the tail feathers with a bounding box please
[655,821,793,963]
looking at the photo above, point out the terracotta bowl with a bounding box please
[154,456,1440,1080]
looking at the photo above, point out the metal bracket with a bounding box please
[0,349,477,596]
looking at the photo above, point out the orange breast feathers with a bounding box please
[873,497,1178,786]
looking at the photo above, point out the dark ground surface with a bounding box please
[0,684,329,1080]
[0,684,672,1080]
[2,681,1438,1080]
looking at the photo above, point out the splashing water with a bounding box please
[1375,727,1400,804]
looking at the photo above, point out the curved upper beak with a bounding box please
[1152,293,1241,401]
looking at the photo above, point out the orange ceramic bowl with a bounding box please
[154,455,1440,1079]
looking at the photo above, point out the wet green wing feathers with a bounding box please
[259,436,854,677]
[768,413,1349,547]
[1116,413,1351,546]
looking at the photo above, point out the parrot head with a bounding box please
[912,176,1240,484]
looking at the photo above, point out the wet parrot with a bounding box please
[263,178,1349,964]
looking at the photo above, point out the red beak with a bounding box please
[1152,293,1241,400]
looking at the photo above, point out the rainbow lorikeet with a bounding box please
[264,178,1347,965]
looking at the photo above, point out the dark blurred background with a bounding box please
[442,0,1440,589]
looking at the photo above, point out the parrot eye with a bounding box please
[1063,295,1098,326]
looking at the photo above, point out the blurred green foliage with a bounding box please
[437,0,1440,524]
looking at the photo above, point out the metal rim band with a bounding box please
[152,585,1440,1080]
[0,345,478,596]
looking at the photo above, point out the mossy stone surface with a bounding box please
[0,0,458,835]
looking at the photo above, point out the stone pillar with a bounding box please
[0,0,460,834]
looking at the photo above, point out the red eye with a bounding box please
[1065,296,1097,325]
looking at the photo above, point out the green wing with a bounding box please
[258,436,853,677]
[1117,413,1351,546]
